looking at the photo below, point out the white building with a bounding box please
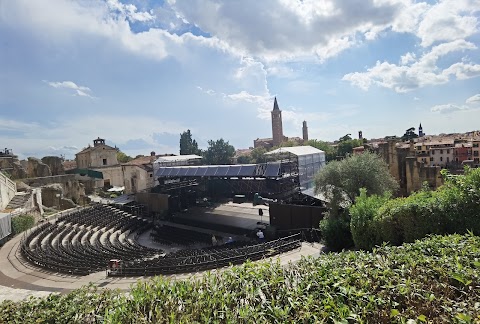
[266,146,326,191]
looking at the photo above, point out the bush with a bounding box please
[11,214,35,235]
[349,189,390,250]
[351,167,480,250]
[319,212,354,251]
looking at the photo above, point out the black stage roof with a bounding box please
[155,163,282,178]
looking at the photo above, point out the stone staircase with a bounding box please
[5,192,31,210]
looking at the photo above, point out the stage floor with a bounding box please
[173,202,270,232]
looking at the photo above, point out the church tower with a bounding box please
[302,121,308,142]
[418,123,424,137]
[271,97,284,146]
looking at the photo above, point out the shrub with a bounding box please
[365,167,480,249]
[11,214,35,235]
[319,212,354,251]
[349,189,390,250]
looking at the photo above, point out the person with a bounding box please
[258,208,263,216]
[211,235,217,246]
[256,229,264,241]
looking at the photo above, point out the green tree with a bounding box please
[180,130,201,155]
[203,139,235,165]
[236,155,251,164]
[315,152,398,251]
[117,151,132,163]
[336,135,364,158]
[250,147,267,163]
[307,139,336,162]
[315,151,398,209]
[401,127,418,141]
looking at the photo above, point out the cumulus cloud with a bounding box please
[342,40,480,92]
[431,92,480,114]
[168,0,406,62]
[45,80,96,98]
[417,0,480,47]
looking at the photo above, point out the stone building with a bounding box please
[122,152,160,194]
[75,137,123,188]
[375,140,443,196]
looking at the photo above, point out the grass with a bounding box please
[1,233,479,323]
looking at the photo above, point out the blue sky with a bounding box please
[0,0,479,159]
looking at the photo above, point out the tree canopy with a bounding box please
[314,151,399,208]
[203,139,235,165]
[116,151,132,163]
[336,135,364,158]
[401,127,418,141]
[180,130,201,155]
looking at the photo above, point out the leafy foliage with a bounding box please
[349,167,480,250]
[203,138,235,165]
[319,212,354,252]
[116,151,132,163]
[11,214,35,235]
[336,134,365,158]
[349,189,391,250]
[1,234,479,323]
[315,151,399,206]
[179,129,201,155]
[401,127,419,141]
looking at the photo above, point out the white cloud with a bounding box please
[167,0,408,62]
[343,40,480,92]
[46,80,96,99]
[431,103,468,114]
[466,94,480,104]
[106,0,155,23]
[417,0,480,47]
[0,115,187,159]
[431,92,480,114]
[414,96,420,101]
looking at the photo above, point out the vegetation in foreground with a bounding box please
[1,234,479,323]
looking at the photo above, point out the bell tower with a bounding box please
[302,121,308,142]
[271,97,284,146]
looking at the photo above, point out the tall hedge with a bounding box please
[350,167,480,250]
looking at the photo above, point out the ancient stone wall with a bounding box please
[26,158,51,178]
[41,156,65,176]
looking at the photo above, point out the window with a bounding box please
[440,149,443,154]
[447,149,450,154]
[447,157,450,162]
[474,143,479,148]
[474,151,479,157]
[103,158,107,165]
[430,157,433,161]
[440,157,443,162]
[431,150,435,155]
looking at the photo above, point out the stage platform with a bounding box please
[171,202,270,234]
